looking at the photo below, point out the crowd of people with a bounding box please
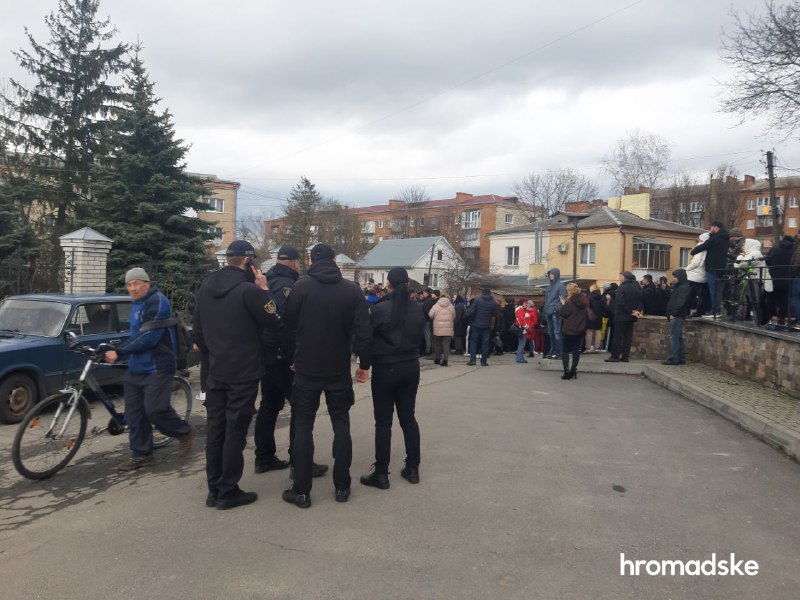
[105,225,799,508]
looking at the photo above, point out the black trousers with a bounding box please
[205,377,259,498]
[561,334,582,373]
[611,320,634,360]
[290,373,354,495]
[372,359,421,474]
[254,361,295,466]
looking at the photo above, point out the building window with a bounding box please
[689,201,703,212]
[362,221,375,234]
[205,197,224,212]
[505,246,520,266]
[377,220,384,229]
[757,196,771,207]
[462,210,481,229]
[410,219,416,227]
[454,215,461,225]
[579,243,595,266]
[206,226,224,243]
[437,250,443,261]
[758,215,773,227]
[419,217,425,226]
[679,247,691,268]
[429,216,437,226]
[505,213,513,224]
[746,219,755,229]
[747,199,756,210]
[632,240,670,270]
[790,196,798,208]
[789,217,798,228]
[432,273,439,287]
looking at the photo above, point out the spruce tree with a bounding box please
[85,45,215,306]
[282,177,324,271]
[2,0,127,286]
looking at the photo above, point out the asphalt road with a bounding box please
[1,357,799,600]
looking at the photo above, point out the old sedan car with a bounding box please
[0,293,133,424]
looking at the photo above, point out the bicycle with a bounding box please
[722,263,763,325]
[11,339,192,480]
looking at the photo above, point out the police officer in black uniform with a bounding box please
[193,240,280,510]
[253,245,329,478]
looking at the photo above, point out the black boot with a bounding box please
[441,359,448,367]
[569,368,577,380]
[561,370,572,380]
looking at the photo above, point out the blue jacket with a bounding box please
[545,268,567,315]
[118,286,176,374]
[471,291,499,329]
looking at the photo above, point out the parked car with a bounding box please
[0,293,133,424]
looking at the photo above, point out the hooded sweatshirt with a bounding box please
[736,238,773,292]
[666,269,692,319]
[193,266,281,383]
[429,296,456,337]
[284,258,372,376]
[545,268,567,315]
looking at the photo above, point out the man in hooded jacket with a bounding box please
[466,288,499,366]
[193,240,281,510]
[281,244,372,508]
[544,268,567,358]
[662,269,692,365]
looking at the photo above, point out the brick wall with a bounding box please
[630,316,800,398]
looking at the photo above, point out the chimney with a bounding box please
[743,174,756,187]
[638,186,650,194]
[455,192,473,203]
[725,175,737,187]
[388,199,404,208]
[623,186,634,196]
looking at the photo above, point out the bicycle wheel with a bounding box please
[152,377,193,449]
[12,394,88,480]
[749,280,764,325]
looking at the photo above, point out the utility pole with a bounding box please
[766,150,781,246]
[426,241,436,287]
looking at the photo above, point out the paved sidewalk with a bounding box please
[539,352,800,461]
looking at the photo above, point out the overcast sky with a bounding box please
[2,0,797,218]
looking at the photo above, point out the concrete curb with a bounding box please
[537,356,647,375]
[644,365,800,461]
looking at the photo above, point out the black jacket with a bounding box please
[666,269,692,319]
[284,259,372,376]
[193,266,280,384]
[261,263,299,364]
[369,292,426,365]
[471,291,499,329]
[614,279,642,323]
[640,282,662,316]
[588,289,604,329]
[454,303,466,337]
[765,237,796,292]
[691,228,730,272]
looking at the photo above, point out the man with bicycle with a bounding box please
[104,268,193,472]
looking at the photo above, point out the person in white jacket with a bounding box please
[429,294,456,366]
[685,232,709,317]
[734,238,773,323]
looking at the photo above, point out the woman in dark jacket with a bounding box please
[584,286,604,352]
[559,282,588,380]
[453,295,466,354]
[361,267,426,490]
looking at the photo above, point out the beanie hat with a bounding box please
[125,267,150,284]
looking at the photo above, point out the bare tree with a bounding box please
[719,1,800,139]
[237,212,269,258]
[316,200,367,260]
[396,184,430,237]
[602,129,671,194]
[704,163,745,230]
[513,168,598,221]
[657,171,699,225]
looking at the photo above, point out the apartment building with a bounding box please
[265,192,527,274]
[191,174,240,254]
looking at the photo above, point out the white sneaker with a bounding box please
[196,391,206,401]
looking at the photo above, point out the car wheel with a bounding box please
[0,374,38,424]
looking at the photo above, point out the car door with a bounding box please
[63,302,132,387]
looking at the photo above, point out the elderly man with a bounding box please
[105,268,193,471]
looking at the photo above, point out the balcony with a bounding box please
[460,239,480,248]
[755,226,774,236]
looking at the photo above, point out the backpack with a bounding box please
[139,314,192,371]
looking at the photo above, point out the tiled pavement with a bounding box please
[538,352,800,461]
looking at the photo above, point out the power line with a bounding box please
[229,0,650,177]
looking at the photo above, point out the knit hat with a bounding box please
[729,227,744,238]
[620,271,636,281]
[125,267,150,284]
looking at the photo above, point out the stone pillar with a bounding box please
[58,227,113,293]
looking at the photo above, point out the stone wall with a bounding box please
[630,316,800,398]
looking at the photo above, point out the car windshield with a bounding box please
[0,299,71,337]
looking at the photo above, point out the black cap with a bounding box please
[310,243,335,263]
[387,267,409,285]
[710,220,725,228]
[620,271,635,281]
[276,245,300,260]
[226,240,257,257]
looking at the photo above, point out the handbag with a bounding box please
[509,322,520,336]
